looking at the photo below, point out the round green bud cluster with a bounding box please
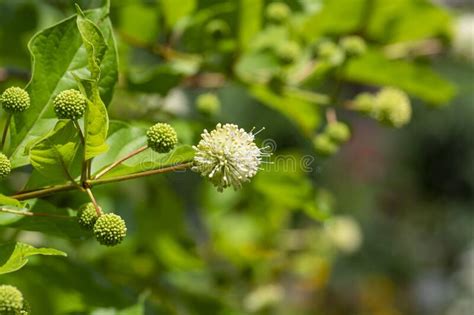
[352,88,411,128]
[353,92,375,113]
[326,121,351,144]
[266,2,290,24]
[317,41,345,66]
[93,213,127,247]
[146,123,178,153]
[340,36,367,56]
[205,19,230,39]
[197,93,221,116]
[0,285,28,315]
[313,120,352,157]
[313,134,338,156]
[0,87,30,114]
[77,203,99,230]
[276,41,301,64]
[53,89,86,120]
[374,87,412,128]
[0,153,11,180]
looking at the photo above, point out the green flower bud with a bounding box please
[1,87,30,114]
[266,2,290,24]
[313,134,338,156]
[196,93,220,116]
[93,213,127,247]
[205,19,230,39]
[0,153,11,180]
[340,36,367,56]
[0,285,28,315]
[146,123,178,153]
[276,41,301,64]
[53,89,86,120]
[78,203,99,231]
[326,122,351,144]
[317,41,345,66]
[374,87,412,128]
[353,92,375,113]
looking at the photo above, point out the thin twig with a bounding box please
[326,108,338,124]
[10,162,193,201]
[0,207,72,219]
[87,162,193,186]
[94,145,148,179]
[11,183,78,201]
[1,114,12,151]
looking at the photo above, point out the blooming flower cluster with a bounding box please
[193,123,270,192]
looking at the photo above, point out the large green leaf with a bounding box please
[0,194,22,207]
[82,77,110,160]
[76,6,107,81]
[118,1,160,44]
[367,0,452,42]
[0,242,66,275]
[28,120,82,184]
[343,50,456,105]
[77,9,110,160]
[9,4,117,168]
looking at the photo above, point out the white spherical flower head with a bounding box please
[193,123,269,192]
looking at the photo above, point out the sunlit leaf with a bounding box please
[0,242,66,275]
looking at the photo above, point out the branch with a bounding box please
[0,207,72,219]
[87,162,193,186]
[10,162,193,201]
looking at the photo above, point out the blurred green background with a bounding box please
[0,0,473,314]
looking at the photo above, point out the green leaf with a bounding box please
[75,78,110,161]
[127,56,200,95]
[91,293,149,315]
[367,0,452,42]
[76,6,107,81]
[250,85,321,135]
[238,0,263,49]
[75,9,111,160]
[28,120,82,184]
[9,4,117,168]
[91,121,147,174]
[118,2,160,44]
[301,0,365,39]
[1,200,88,239]
[161,0,196,28]
[0,194,22,207]
[235,51,280,83]
[82,77,110,161]
[0,242,66,275]
[343,50,456,105]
